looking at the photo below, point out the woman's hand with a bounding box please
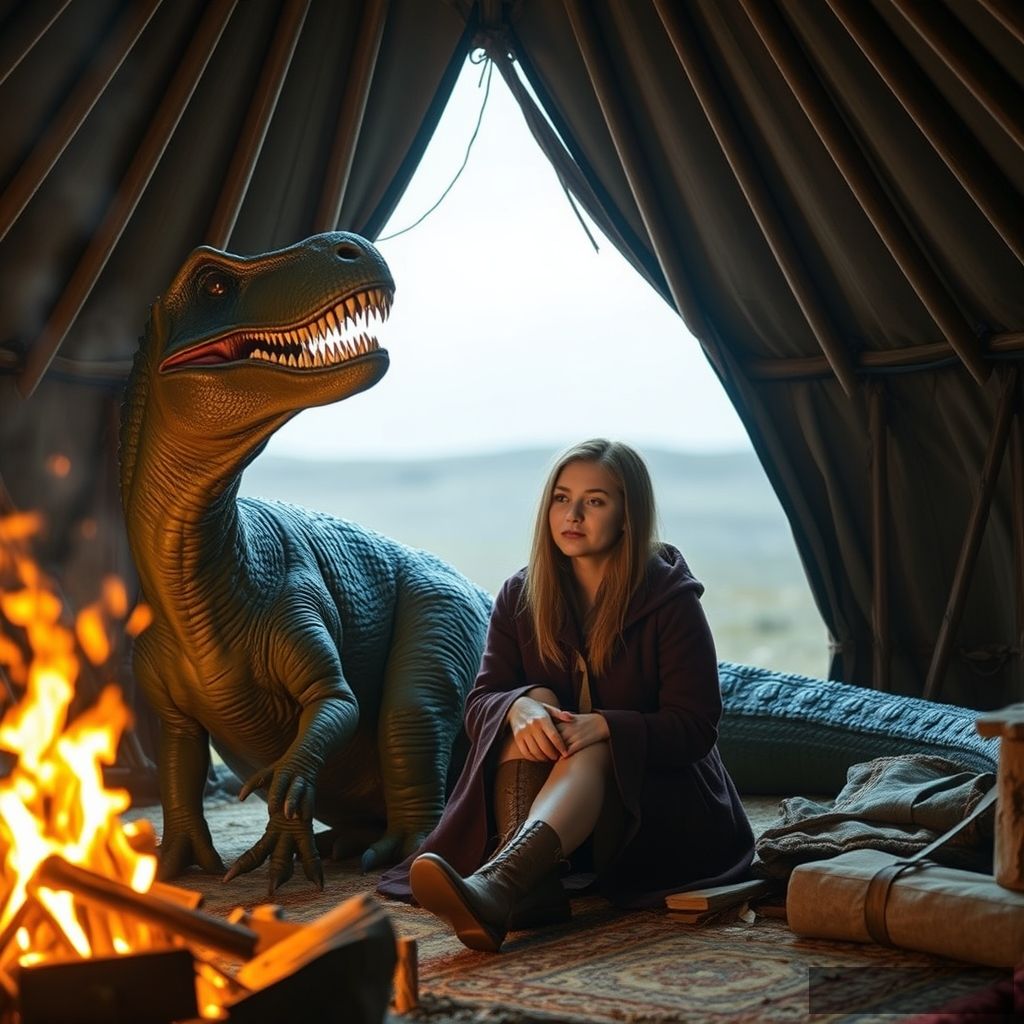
[554,711,610,756]
[507,696,572,761]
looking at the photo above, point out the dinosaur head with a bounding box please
[144,231,392,439]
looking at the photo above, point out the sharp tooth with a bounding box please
[313,348,325,367]
[299,350,311,368]
[344,297,357,323]
[326,309,339,334]
[285,353,296,367]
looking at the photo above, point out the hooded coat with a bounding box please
[378,545,755,908]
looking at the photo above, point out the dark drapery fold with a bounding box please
[0,0,1022,721]
[502,0,1023,706]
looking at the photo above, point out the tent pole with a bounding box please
[924,366,1019,701]
[561,0,730,381]
[206,0,310,249]
[891,0,1024,152]
[747,331,1024,381]
[869,383,890,691]
[16,0,238,400]
[312,0,390,233]
[738,0,988,386]
[0,0,72,90]
[976,0,1024,47]
[655,0,856,397]
[826,0,1024,268]
[1011,391,1024,691]
[0,0,162,247]
[487,47,664,299]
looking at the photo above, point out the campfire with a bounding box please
[0,514,400,1024]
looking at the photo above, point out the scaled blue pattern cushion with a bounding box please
[717,662,999,795]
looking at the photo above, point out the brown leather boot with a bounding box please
[410,819,563,952]
[493,759,571,930]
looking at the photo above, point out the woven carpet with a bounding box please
[125,796,1006,1024]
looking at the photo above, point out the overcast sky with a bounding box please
[268,56,751,462]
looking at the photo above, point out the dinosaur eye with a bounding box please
[199,269,231,298]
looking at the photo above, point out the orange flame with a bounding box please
[0,513,159,975]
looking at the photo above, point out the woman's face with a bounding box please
[549,460,625,563]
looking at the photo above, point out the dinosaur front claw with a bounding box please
[157,817,225,880]
[224,811,323,894]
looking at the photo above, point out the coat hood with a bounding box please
[624,544,704,627]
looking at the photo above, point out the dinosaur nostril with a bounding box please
[335,242,362,261]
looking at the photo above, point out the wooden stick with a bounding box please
[391,936,418,1013]
[17,0,238,399]
[869,383,890,691]
[655,0,857,397]
[560,0,728,382]
[206,0,310,247]
[31,857,258,960]
[826,0,1024,267]
[0,0,162,245]
[976,0,1024,47]
[1011,406,1024,691]
[891,0,1024,151]
[747,331,1024,380]
[924,368,1019,700]
[737,0,988,386]
[312,0,389,232]
[0,0,72,90]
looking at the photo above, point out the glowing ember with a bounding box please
[0,513,159,981]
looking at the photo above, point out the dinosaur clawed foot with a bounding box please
[224,811,323,895]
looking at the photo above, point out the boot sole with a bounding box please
[410,855,505,953]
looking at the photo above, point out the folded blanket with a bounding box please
[754,754,995,879]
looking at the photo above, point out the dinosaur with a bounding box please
[119,231,491,892]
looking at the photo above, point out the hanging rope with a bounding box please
[377,53,494,242]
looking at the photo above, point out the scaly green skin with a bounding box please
[120,232,490,892]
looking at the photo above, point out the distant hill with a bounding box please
[241,449,828,679]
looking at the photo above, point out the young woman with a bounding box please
[377,439,754,951]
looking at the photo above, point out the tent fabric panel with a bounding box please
[782,0,1024,330]
[501,0,1022,704]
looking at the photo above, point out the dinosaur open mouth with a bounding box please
[160,286,392,371]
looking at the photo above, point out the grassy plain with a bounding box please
[241,449,829,679]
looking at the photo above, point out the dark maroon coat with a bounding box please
[378,545,754,908]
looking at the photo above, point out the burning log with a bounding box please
[391,936,419,1013]
[0,516,399,1023]
[31,857,259,960]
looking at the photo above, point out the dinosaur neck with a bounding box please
[124,411,256,626]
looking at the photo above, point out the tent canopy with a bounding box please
[1,0,1021,711]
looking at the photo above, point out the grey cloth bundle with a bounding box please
[754,754,995,879]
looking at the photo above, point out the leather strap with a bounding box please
[863,785,998,946]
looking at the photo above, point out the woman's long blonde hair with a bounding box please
[522,439,658,676]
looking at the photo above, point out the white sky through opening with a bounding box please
[268,56,751,462]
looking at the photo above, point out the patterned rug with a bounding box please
[125,796,1006,1024]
